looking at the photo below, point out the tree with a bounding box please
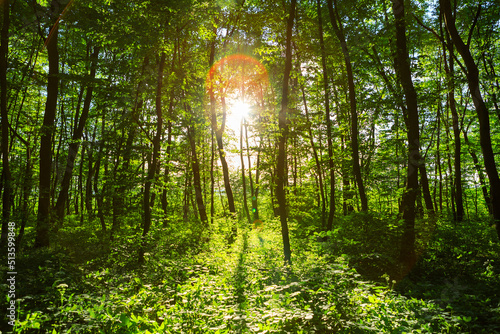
[326,0,368,212]
[0,0,11,246]
[317,0,336,230]
[207,26,237,214]
[35,0,66,248]
[392,0,420,272]
[441,23,464,222]
[276,0,296,265]
[54,44,99,226]
[440,0,500,229]
[187,120,209,224]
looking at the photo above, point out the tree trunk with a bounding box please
[245,122,259,222]
[8,127,32,247]
[85,128,95,215]
[419,164,435,214]
[301,82,325,225]
[210,129,215,224]
[94,118,106,233]
[481,54,500,124]
[441,23,464,221]
[54,45,99,225]
[187,124,208,224]
[341,135,353,215]
[78,143,84,223]
[160,44,177,221]
[112,56,149,237]
[276,0,296,265]
[441,0,500,227]
[0,0,11,246]
[317,0,336,229]
[35,0,62,248]
[216,98,236,213]
[208,38,236,213]
[463,126,493,214]
[240,120,251,224]
[436,103,444,213]
[326,0,368,212]
[392,0,419,272]
[139,52,166,264]
[161,108,173,220]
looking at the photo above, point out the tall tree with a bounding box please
[187,121,208,225]
[0,0,10,246]
[440,0,500,229]
[442,26,464,222]
[139,51,167,264]
[276,0,296,265]
[300,80,325,225]
[326,0,368,212]
[207,36,236,213]
[317,0,336,230]
[392,0,420,271]
[35,0,65,248]
[240,119,251,224]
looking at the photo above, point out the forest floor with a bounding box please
[4,214,500,333]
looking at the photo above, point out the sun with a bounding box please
[232,100,250,119]
[226,99,251,133]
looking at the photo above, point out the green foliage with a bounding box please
[7,215,497,333]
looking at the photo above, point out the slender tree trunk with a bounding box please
[35,0,62,248]
[139,52,166,264]
[78,144,84,223]
[441,0,500,227]
[317,0,336,228]
[112,56,148,237]
[301,83,325,225]
[392,0,419,271]
[85,128,95,215]
[326,0,368,212]
[208,38,236,213]
[341,135,353,215]
[419,164,435,214]
[481,54,500,124]
[183,167,189,221]
[276,0,296,265]
[463,126,493,214]
[187,124,208,224]
[245,122,259,222]
[0,0,11,246]
[210,129,215,224]
[18,143,31,247]
[441,24,464,221]
[161,109,173,219]
[54,45,99,225]
[94,118,106,232]
[240,120,251,224]
[161,44,177,221]
[216,98,236,213]
[437,103,443,213]
[369,45,435,216]
[8,127,32,247]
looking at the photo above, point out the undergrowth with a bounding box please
[2,214,500,333]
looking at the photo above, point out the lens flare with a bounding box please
[206,54,269,102]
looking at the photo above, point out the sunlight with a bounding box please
[232,99,250,120]
[226,99,251,133]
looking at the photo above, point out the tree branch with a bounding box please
[467,5,481,47]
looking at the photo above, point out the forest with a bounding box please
[1,0,500,332]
